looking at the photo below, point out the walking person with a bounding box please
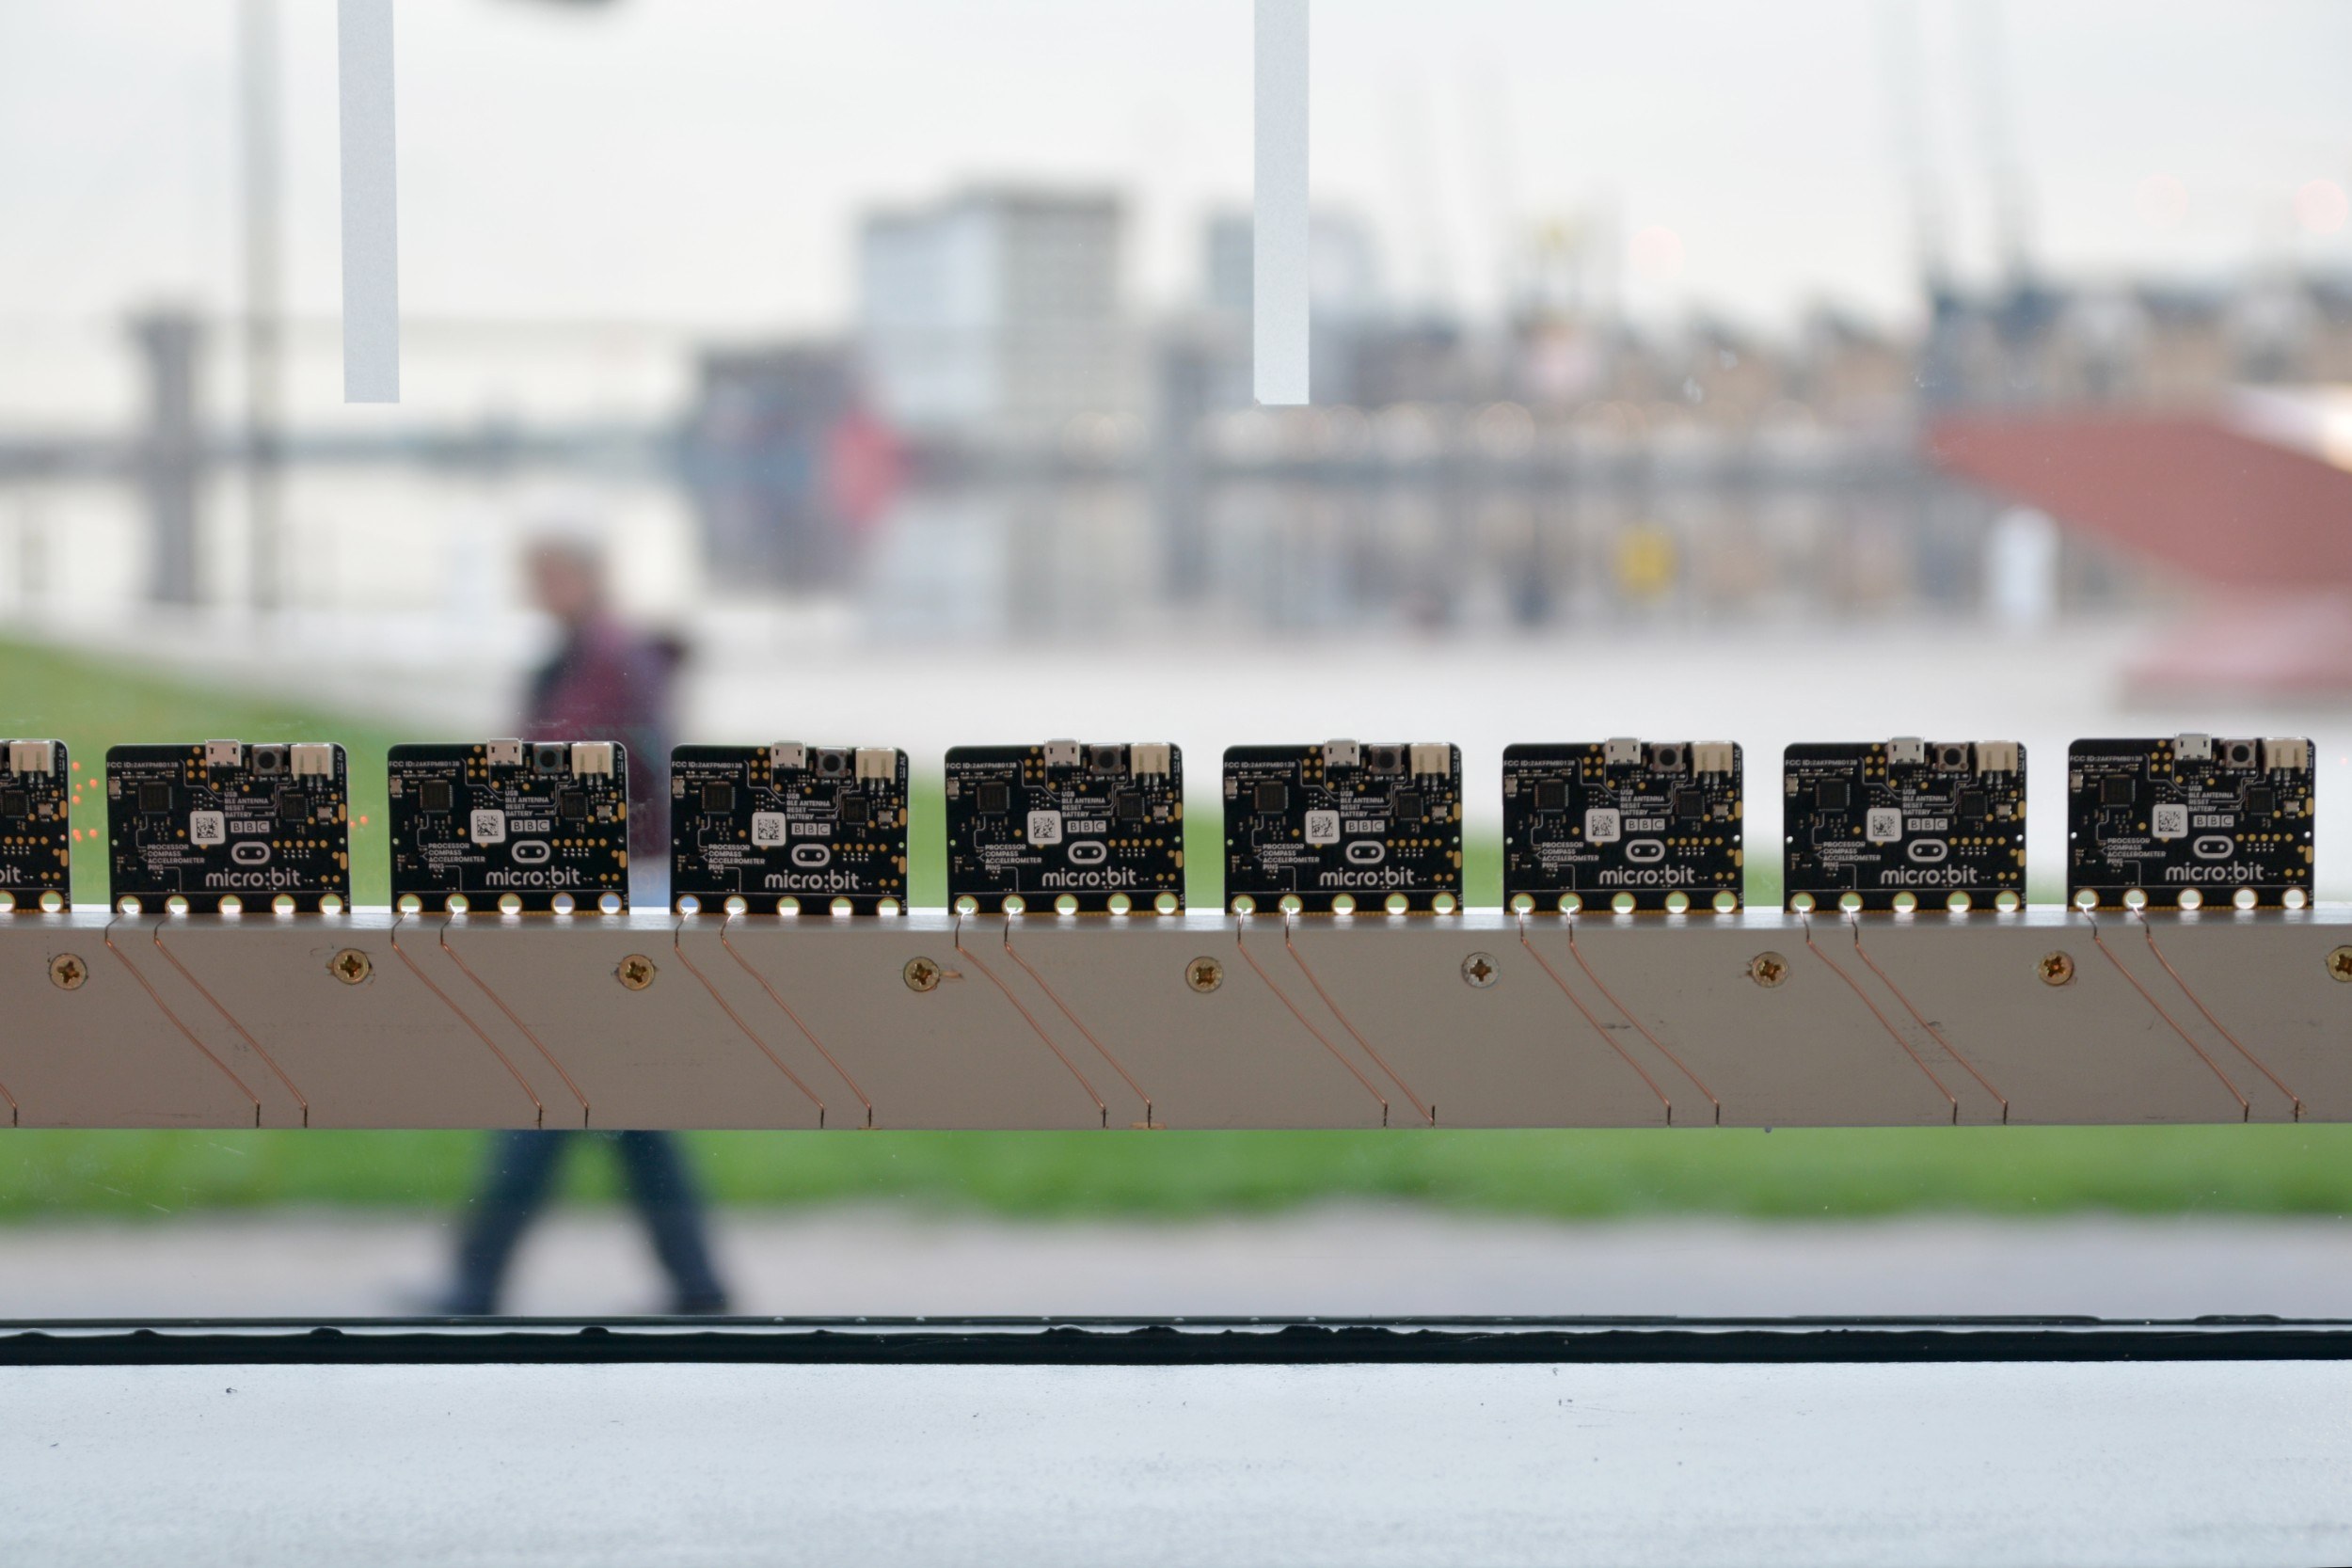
[433,533,731,1316]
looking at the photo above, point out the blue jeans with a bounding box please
[445,1131,729,1315]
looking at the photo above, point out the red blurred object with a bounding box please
[1930,411,2352,696]
[1929,413,2352,590]
[824,407,903,534]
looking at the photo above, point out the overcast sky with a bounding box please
[4,0,2351,341]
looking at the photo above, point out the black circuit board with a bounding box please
[1,740,71,911]
[105,741,351,912]
[671,743,910,914]
[1223,741,1464,913]
[1502,740,1742,911]
[389,740,630,912]
[945,742,1184,913]
[2068,736,2314,910]
[1784,739,2026,911]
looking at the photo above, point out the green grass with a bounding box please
[4,1126,2351,1223]
[4,633,2347,1226]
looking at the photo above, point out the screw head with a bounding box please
[903,956,942,993]
[47,953,86,990]
[2039,951,2076,987]
[1184,956,1225,993]
[329,948,373,986]
[1748,951,1789,988]
[1461,951,1499,989]
[616,954,657,991]
[2328,946,2352,983]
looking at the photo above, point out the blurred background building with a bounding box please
[35,197,2341,645]
[3,0,2351,676]
[859,186,1131,437]
[25,202,2352,667]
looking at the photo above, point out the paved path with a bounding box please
[2,1206,2347,1319]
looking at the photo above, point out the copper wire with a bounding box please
[103,916,262,1125]
[954,915,1109,1126]
[2133,910,2298,1118]
[2082,910,2250,1121]
[717,916,873,1126]
[437,920,591,1125]
[151,921,310,1126]
[670,918,828,1125]
[1000,918,1153,1126]
[1800,915,1960,1123]
[1284,914,1434,1125]
[1565,914,1722,1123]
[1515,915,1676,1123]
[1232,915,1391,1125]
[389,914,545,1126]
[1845,915,2009,1123]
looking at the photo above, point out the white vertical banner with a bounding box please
[338,0,400,403]
[1254,0,1310,405]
